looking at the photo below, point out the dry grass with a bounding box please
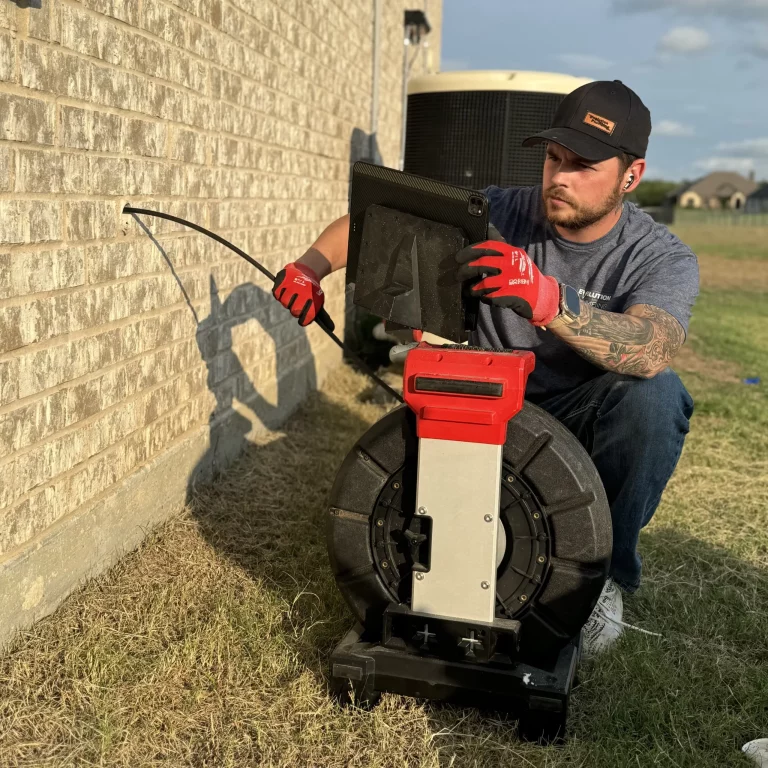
[0,228,767,767]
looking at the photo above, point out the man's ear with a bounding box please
[624,158,646,193]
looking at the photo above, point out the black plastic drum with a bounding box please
[327,403,612,662]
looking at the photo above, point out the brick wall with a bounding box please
[0,0,441,646]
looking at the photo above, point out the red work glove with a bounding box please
[455,227,560,326]
[272,262,325,327]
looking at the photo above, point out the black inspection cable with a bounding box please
[123,206,404,404]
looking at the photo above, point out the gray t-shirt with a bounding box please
[471,185,699,398]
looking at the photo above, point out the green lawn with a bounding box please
[0,229,766,767]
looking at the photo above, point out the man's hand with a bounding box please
[455,227,560,326]
[272,262,324,327]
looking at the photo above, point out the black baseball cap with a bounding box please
[522,80,651,162]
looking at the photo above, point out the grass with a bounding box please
[0,228,767,766]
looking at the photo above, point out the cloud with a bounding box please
[693,157,757,173]
[613,0,768,20]
[656,120,695,137]
[715,137,768,157]
[749,37,768,58]
[658,26,712,54]
[557,54,613,72]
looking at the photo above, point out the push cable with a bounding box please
[123,206,404,404]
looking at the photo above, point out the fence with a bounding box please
[673,209,768,227]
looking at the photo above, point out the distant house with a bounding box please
[674,172,759,210]
[745,183,768,214]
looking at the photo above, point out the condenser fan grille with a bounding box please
[404,90,565,189]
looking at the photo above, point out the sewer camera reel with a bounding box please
[325,164,612,745]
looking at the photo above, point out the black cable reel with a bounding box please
[327,402,612,665]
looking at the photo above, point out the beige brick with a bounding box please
[186,18,218,60]
[125,159,172,196]
[21,42,94,100]
[0,3,16,31]
[0,253,9,300]
[89,156,128,196]
[18,39,48,90]
[0,358,19,407]
[59,105,92,150]
[0,93,55,145]
[87,241,159,283]
[28,2,54,41]
[0,29,14,82]
[144,82,183,122]
[0,201,60,243]
[124,118,167,158]
[52,49,94,100]
[80,0,139,26]
[65,378,102,426]
[92,111,124,153]
[9,246,85,296]
[29,201,62,243]
[0,146,11,192]
[0,486,58,554]
[0,390,67,460]
[0,306,23,355]
[141,1,186,48]
[66,201,117,241]
[55,5,123,64]
[15,150,88,195]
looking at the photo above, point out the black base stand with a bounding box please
[329,623,581,745]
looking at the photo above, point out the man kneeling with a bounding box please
[271,80,698,655]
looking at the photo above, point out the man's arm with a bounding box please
[272,214,349,326]
[549,303,685,379]
[296,214,350,279]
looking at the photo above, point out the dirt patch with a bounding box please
[673,337,741,383]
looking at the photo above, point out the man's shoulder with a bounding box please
[622,203,697,261]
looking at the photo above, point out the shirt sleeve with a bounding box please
[480,185,531,245]
[622,246,700,336]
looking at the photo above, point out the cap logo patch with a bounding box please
[583,111,616,135]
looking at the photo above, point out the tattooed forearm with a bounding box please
[550,303,685,378]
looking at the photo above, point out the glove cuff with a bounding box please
[290,262,321,284]
[533,275,561,326]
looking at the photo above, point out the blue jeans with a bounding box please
[528,369,694,594]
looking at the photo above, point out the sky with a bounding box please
[439,0,768,183]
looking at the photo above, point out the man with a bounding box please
[272,80,698,655]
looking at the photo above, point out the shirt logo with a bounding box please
[583,111,616,135]
[578,288,612,309]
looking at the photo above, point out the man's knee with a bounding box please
[600,368,694,436]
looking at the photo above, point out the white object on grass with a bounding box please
[743,739,768,767]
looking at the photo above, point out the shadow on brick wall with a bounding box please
[187,276,318,493]
[9,0,42,8]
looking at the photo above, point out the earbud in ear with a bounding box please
[624,173,635,190]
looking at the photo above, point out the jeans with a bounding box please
[528,369,694,594]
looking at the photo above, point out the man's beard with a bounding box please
[542,180,623,231]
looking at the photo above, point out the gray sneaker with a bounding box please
[582,578,624,656]
[581,578,664,657]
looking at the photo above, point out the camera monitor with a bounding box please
[347,162,489,344]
